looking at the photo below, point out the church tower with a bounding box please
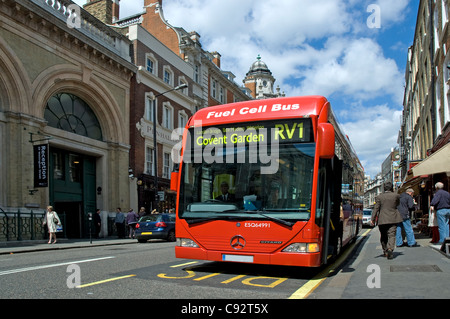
[243,55,284,99]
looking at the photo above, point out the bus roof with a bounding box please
[188,96,329,126]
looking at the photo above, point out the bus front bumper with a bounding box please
[175,246,322,267]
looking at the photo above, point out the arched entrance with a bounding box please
[45,93,102,238]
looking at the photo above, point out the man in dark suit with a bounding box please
[215,182,235,202]
[371,182,403,259]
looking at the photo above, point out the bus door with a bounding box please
[318,156,343,264]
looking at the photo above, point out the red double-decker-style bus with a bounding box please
[170,96,363,267]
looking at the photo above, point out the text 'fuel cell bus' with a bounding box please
[170,96,364,267]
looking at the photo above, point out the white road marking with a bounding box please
[0,256,115,276]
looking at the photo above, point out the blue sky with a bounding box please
[75,0,420,178]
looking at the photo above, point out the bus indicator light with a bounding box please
[282,243,320,253]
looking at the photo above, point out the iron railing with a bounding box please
[0,209,66,241]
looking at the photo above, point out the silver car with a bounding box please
[362,209,373,227]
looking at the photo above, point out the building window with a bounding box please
[145,95,155,122]
[163,104,173,130]
[52,151,65,180]
[179,78,188,94]
[163,152,171,179]
[211,79,217,99]
[219,86,225,103]
[164,70,171,84]
[194,64,200,83]
[178,112,187,129]
[146,58,154,73]
[45,93,102,141]
[163,66,173,86]
[145,53,157,76]
[69,154,82,183]
[146,146,154,176]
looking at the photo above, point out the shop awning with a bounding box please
[398,171,428,193]
[412,143,450,176]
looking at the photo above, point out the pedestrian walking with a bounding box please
[430,182,450,244]
[43,206,61,244]
[396,188,419,247]
[126,208,139,239]
[371,182,403,259]
[93,209,101,238]
[139,206,147,217]
[115,207,126,239]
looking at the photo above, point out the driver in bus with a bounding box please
[266,180,282,208]
[215,182,236,202]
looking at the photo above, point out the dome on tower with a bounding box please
[246,55,272,76]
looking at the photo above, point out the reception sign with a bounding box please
[34,144,48,187]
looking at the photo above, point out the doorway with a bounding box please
[54,202,82,238]
[49,148,96,238]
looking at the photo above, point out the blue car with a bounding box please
[135,213,176,243]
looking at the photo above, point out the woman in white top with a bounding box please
[43,206,61,244]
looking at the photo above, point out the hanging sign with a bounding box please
[34,144,48,187]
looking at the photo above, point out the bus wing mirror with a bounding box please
[318,123,335,159]
[170,163,180,192]
[170,171,179,191]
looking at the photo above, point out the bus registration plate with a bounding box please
[222,254,254,263]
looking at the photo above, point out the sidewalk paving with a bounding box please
[0,237,136,255]
[310,228,450,299]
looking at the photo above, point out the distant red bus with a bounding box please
[171,96,363,267]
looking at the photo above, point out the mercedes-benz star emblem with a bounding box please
[230,235,246,250]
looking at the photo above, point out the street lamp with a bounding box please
[150,83,188,210]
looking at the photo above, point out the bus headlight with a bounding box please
[282,243,319,253]
[177,238,199,248]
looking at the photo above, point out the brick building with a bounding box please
[136,0,252,109]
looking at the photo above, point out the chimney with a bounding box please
[112,0,120,22]
[212,51,221,68]
[144,0,163,6]
[83,0,120,24]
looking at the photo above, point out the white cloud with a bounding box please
[164,0,352,48]
[339,104,402,177]
[297,37,404,103]
[376,0,411,26]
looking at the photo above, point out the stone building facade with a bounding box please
[0,0,135,238]
[399,0,449,190]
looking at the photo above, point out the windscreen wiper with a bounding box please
[219,209,294,228]
[184,211,295,228]
[184,215,235,226]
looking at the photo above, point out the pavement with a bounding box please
[310,227,450,299]
[1,229,449,299]
[0,236,136,255]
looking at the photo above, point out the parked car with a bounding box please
[135,213,176,243]
[362,209,373,227]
